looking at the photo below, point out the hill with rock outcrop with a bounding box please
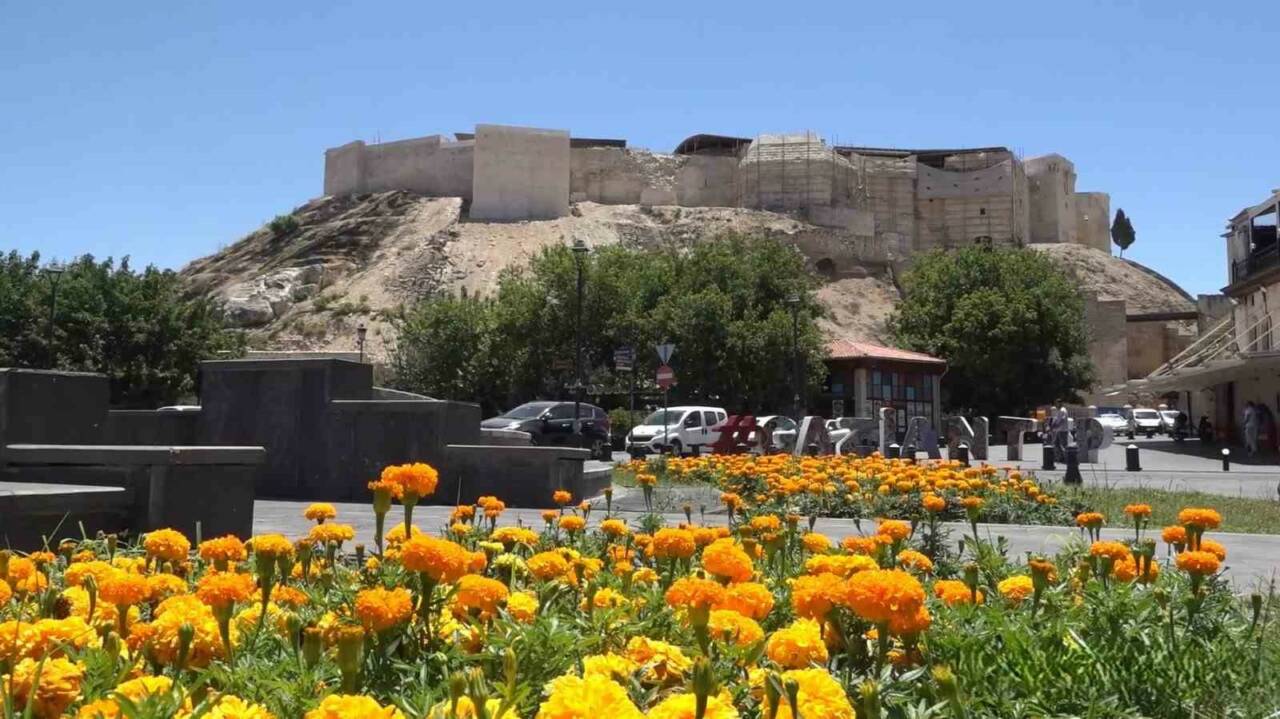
[181,191,1193,359]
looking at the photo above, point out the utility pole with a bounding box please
[571,238,590,447]
[787,293,802,422]
[42,263,65,369]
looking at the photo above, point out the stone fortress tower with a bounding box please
[323,123,1112,260]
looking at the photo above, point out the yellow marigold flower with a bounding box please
[305,694,405,719]
[527,551,571,581]
[707,609,764,647]
[960,496,983,510]
[876,519,911,541]
[1178,507,1222,530]
[921,494,946,513]
[426,696,514,719]
[506,591,539,623]
[400,536,470,583]
[380,462,440,500]
[896,549,934,574]
[624,636,691,683]
[664,576,727,611]
[355,587,414,632]
[491,526,539,547]
[764,667,855,719]
[749,515,782,534]
[152,600,228,667]
[842,569,927,624]
[714,581,775,620]
[1088,541,1133,563]
[582,587,628,612]
[632,567,659,585]
[534,673,643,719]
[235,602,290,635]
[648,692,740,719]
[304,503,338,522]
[581,653,637,682]
[25,617,101,659]
[801,532,831,554]
[196,572,257,610]
[454,575,509,618]
[0,579,10,606]
[804,553,877,578]
[308,523,356,545]
[558,515,586,533]
[997,575,1034,604]
[249,534,295,560]
[203,695,278,719]
[1075,512,1105,528]
[143,528,191,563]
[99,573,150,607]
[553,489,573,506]
[147,573,188,602]
[1161,525,1187,545]
[1,656,84,719]
[272,585,309,608]
[765,618,829,669]
[1123,503,1152,518]
[701,538,753,583]
[652,528,696,560]
[1176,550,1220,576]
[75,676,176,719]
[933,579,984,605]
[790,573,843,620]
[597,518,627,538]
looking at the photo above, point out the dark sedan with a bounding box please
[481,401,612,460]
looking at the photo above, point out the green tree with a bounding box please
[0,252,244,406]
[1111,208,1136,257]
[389,234,828,413]
[888,246,1093,418]
[388,295,506,414]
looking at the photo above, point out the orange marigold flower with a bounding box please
[304,503,337,522]
[840,536,880,556]
[876,519,911,541]
[308,523,356,546]
[1161,525,1187,545]
[896,549,934,574]
[355,587,414,632]
[1177,507,1222,530]
[1075,512,1105,528]
[380,462,440,500]
[99,573,150,607]
[765,618,828,669]
[553,490,573,506]
[1176,550,1220,576]
[664,576,727,611]
[933,579,983,605]
[272,585,309,607]
[652,528,696,560]
[921,494,946,513]
[527,551,571,581]
[455,575,509,618]
[399,536,470,583]
[707,609,764,647]
[1123,503,1152,518]
[1112,555,1160,583]
[1088,541,1133,563]
[888,604,932,636]
[0,580,10,606]
[143,528,191,563]
[790,573,842,620]
[960,496,983,511]
[2,656,84,719]
[558,515,586,533]
[805,554,877,578]
[997,575,1034,604]
[714,581,774,620]
[1200,539,1227,561]
[701,538,753,582]
[250,534,295,560]
[196,572,257,610]
[199,536,248,565]
[491,526,539,547]
[749,515,782,534]
[599,519,629,538]
[842,569,926,624]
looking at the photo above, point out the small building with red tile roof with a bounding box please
[822,338,946,432]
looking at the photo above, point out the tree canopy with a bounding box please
[0,251,243,406]
[390,234,827,415]
[888,246,1093,418]
[1111,208,1136,257]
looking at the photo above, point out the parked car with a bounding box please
[1096,412,1130,437]
[481,401,612,459]
[625,406,727,457]
[1129,408,1162,438]
[1159,410,1181,435]
[751,415,798,453]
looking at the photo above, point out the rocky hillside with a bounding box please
[182,191,1194,359]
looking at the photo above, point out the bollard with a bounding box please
[956,443,970,467]
[1063,446,1083,485]
[1125,444,1141,472]
[888,443,901,459]
[903,445,916,464]
[1042,444,1056,471]
[1222,447,1230,472]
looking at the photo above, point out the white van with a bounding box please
[625,406,728,457]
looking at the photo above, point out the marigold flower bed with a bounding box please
[0,462,1276,718]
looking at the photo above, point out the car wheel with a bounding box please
[589,437,608,460]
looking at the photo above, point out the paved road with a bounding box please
[255,498,1280,591]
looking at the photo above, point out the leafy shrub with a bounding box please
[267,214,300,236]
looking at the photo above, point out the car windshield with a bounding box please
[641,410,681,425]
[1161,411,1179,419]
[1133,410,1159,419]
[501,402,556,419]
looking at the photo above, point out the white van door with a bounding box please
[680,410,703,449]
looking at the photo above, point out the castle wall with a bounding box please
[675,155,739,207]
[1084,295,1129,391]
[322,136,474,199]
[1025,154,1077,244]
[323,142,365,196]
[471,124,569,221]
[738,133,836,212]
[1073,191,1111,253]
[915,160,1020,248]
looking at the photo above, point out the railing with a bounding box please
[1231,244,1280,284]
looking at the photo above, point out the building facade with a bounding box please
[821,339,946,431]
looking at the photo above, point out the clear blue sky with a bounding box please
[3,1,1276,296]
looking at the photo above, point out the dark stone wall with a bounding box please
[0,369,108,447]
[443,445,599,506]
[103,410,200,446]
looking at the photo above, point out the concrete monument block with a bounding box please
[970,416,989,460]
[471,125,570,221]
[793,417,832,456]
[0,369,108,449]
[878,407,896,457]
[997,416,1036,461]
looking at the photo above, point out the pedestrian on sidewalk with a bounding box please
[1052,406,1071,462]
[1243,401,1260,456]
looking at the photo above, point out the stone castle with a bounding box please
[324,123,1112,259]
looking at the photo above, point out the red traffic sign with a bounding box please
[656,364,676,390]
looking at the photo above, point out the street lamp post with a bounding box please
[787,293,802,423]
[356,323,367,364]
[42,263,65,369]
[571,238,590,447]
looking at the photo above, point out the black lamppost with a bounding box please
[571,238,590,446]
[787,293,802,422]
[356,323,367,364]
[42,263,65,369]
